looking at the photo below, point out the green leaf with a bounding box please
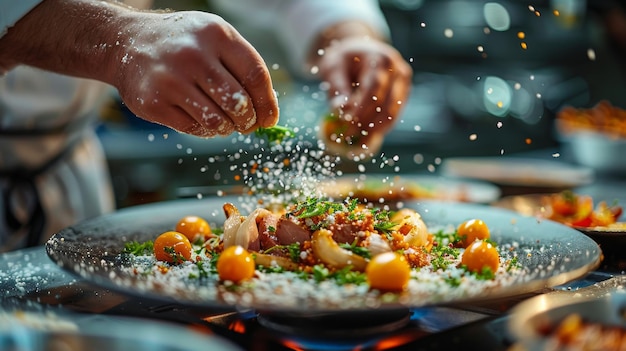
[255,125,295,143]
[123,240,154,255]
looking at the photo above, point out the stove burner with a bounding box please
[255,309,411,338]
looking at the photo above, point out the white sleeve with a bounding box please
[212,0,390,76]
[0,0,43,38]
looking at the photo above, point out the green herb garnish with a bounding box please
[506,256,521,272]
[339,239,372,259]
[262,243,301,263]
[123,240,154,255]
[255,125,295,143]
[164,246,187,265]
[309,264,367,285]
[189,260,210,279]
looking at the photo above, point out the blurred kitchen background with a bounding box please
[98,0,626,208]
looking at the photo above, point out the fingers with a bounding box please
[195,64,257,134]
[122,13,279,138]
[219,32,280,130]
[318,40,413,156]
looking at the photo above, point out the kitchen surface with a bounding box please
[3,0,626,350]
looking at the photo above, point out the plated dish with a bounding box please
[508,276,626,351]
[440,157,594,189]
[46,196,601,312]
[493,192,626,237]
[318,174,501,204]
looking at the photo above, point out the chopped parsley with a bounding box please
[430,242,460,271]
[164,247,187,265]
[506,256,521,272]
[189,260,210,279]
[294,197,344,219]
[339,239,372,259]
[255,125,295,143]
[262,243,301,263]
[123,240,153,256]
[432,229,464,247]
[310,264,367,285]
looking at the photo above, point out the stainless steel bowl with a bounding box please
[508,276,626,351]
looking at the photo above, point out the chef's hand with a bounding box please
[0,0,279,138]
[312,23,413,159]
[114,11,279,137]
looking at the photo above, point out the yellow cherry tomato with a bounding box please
[366,252,411,292]
[216,246,255,283]
[175,215,211,241]
[461,240,500,275]
[457,219,490,247]
[154,231,192,264]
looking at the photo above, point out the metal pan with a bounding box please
[45,197,602,312]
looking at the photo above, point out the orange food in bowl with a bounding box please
[556,100,626,138]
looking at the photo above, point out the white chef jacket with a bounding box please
[211,0,390,77]
[0,0,150,251]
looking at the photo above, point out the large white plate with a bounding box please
[440,157,594,188]
[46,197,601,312]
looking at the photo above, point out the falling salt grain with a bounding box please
[587,49,596,61]
[413,154,424,164]
[497,121,503,128]
[444,28,454,38]
[552,153,561,158]
[469,133,478,141]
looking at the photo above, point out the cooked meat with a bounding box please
[258,213,280,251]
[275,217,311,245]
[327,223,359,244]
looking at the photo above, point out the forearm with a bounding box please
[0,0,138,85]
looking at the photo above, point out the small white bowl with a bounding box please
[564,131,626,174]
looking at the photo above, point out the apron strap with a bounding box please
[1,135,81,248]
